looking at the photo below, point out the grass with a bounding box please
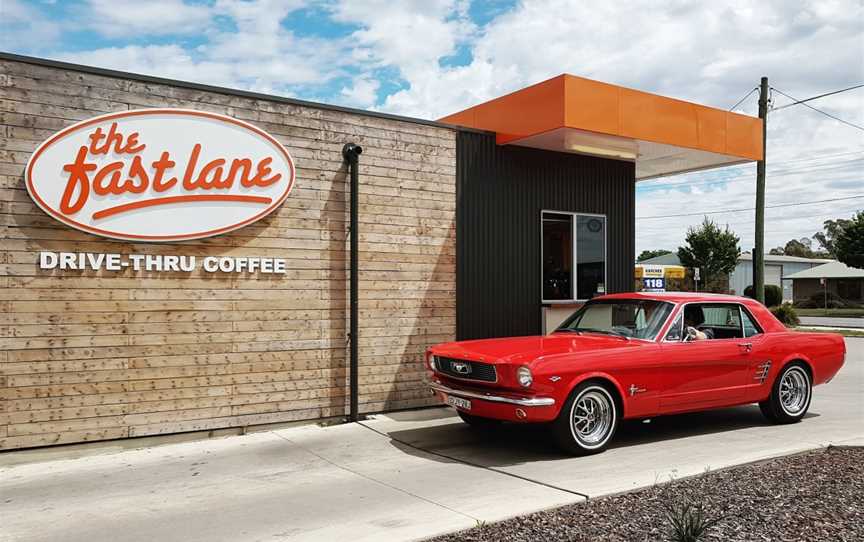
[795,308,864,317]
[796,327,864,338]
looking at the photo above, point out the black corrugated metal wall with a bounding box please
[456,131,636,340]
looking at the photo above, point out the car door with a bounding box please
[737,305,774,401]
[659,303,754,412]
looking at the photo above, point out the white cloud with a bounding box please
[339,75,380,108]
[84,0,214,37]
[0,0,61,48]
[8,0,863,254]
[53,44,238,87]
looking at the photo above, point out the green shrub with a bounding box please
[771,303,800,327]
[664,502,724,542]
[743,284,783,307]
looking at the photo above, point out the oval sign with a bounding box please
[26,109,296,242]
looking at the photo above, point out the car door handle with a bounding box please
[738,342,753,353]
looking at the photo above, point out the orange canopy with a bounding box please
[440,75,762,179]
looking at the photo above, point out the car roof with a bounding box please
[595,292,756,304]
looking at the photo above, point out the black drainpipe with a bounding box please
[342,143,363,422]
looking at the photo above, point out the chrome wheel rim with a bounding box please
[570,388,615,447]
[779,367,809,415]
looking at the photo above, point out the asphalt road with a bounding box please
[799,316,864,328]
[2,338,862,542]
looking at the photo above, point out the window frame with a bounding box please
[556,298,674,342]
[540,209,608,304]
[662,301,762,342]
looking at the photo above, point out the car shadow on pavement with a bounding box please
[382,406,819,467]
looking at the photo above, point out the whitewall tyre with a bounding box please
[760,362,812,424]
[553,383,619,455]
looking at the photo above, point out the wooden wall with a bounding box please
[0,58,456,450]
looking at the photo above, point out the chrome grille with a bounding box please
[434,357,497,382]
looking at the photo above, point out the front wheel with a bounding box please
[760,362,812,424]
[552,383,619,455]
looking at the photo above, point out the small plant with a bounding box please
[771,302,800,327]
[663,502,724,542]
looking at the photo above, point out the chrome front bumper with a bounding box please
[429,381,555,407]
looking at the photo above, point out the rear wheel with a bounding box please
[552,382,619,455]
[457,411,501,429]
[760,362,812,424]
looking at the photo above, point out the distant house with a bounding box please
[730,253,833,301]
[785,261,864,306]
[639,252,832,301]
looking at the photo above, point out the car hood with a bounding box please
[431,332,644,365]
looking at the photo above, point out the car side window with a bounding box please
[683,303,744,340]
[740,307,762,338]
[665,313,684,341]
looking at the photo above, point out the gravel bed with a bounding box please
[428,447,863,542]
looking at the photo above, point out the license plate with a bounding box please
[446,395,471,410]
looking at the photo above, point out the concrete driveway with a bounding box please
[2,338,862,542]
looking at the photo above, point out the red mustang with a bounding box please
[426,293,846,455]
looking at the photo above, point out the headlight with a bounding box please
[426,353,437,370]
[516,366,533,387]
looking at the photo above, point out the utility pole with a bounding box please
[753,76,769,304]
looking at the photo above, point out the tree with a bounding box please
[835,211,864,269]
[814,218,852,257]
[637,249,673,262]
[677,218,741,290]
[782,238,815,258]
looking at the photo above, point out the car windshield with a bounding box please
[556,299,674,340]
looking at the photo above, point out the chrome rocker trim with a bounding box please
[430,382,555,407]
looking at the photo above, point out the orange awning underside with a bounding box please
[439,75,763,180]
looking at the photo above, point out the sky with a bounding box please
[2,0,863,256]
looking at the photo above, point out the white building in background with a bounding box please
[729,253,833,301]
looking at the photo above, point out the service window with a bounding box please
[541,211,606,302]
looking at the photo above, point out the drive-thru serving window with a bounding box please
[0,53,761,450]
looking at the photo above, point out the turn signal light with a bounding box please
[517,366,533,387]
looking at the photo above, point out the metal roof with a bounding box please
[439,74,763,179]
[784,261,864,280]
[739,253,834,264]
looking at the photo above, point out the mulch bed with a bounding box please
[428,446,863,542]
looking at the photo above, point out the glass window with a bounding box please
[542,213,573,301]
[577,215,606,300]
[665,313,684,341]
[683,304,744,340]
[557,300,673,340]
[838,280,862,301]
[741,307,762,338]
[541,212,606,302]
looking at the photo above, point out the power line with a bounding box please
[771,87,864,131]
[637,150,864,183]
[636,204,864,230]
[729,86,759,111]
[637,159,863,192]
[771,83,864,111]
[635,194,864,220]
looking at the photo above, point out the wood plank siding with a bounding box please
[0,58,457,449]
